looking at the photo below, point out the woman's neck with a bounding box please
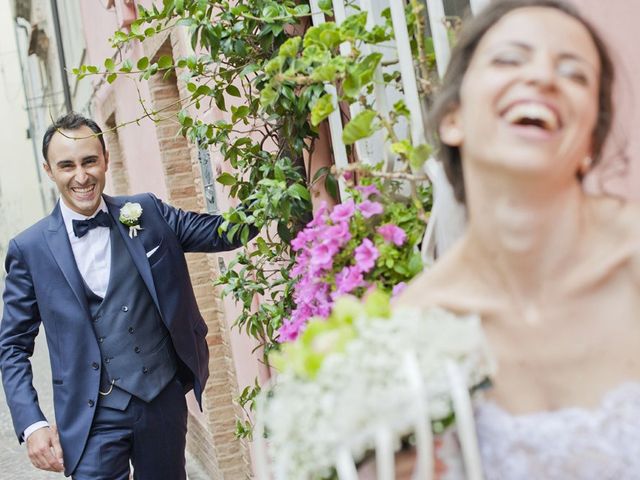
[461,163,587,321]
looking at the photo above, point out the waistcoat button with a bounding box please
[128,327,134,334]
[91,362,99,370]
[142,367,149,374]
[88,399,95,407]
[134,346,141,353]
[122,305,129,312]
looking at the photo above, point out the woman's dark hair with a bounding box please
[428,0,615,204]
[42,112,106,163]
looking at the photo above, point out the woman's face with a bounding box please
[441,7,601,183]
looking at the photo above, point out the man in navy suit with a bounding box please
[0,112,253,478]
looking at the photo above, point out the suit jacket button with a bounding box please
[142,367,149,374]
[98,337,105,343]
[122,305,129,312]
[91,362,99,370]
[104,357,111,364]
[134,346,141,353]
[88,399,95,407]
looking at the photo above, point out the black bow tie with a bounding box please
[72,210,112,238]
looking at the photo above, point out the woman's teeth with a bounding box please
[503,103,559,131]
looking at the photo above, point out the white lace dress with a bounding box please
[468,382,640,479]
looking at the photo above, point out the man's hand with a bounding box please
[26,425,64,472]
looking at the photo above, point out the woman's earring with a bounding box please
[579,156,593,176]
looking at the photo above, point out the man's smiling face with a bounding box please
[44,125,109,216]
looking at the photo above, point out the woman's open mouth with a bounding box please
[500,101,562,139]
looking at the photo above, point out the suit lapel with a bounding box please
[44,204,91,316]
[104,195,161,311]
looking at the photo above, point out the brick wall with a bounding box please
[144,34,251,479]
[104,113,130,196]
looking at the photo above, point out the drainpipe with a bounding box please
[14,18,48,214]
[50,0,73,113]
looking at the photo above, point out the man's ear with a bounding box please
[43,161,54,181]
[439,107,463,147]
[104,149,110,172]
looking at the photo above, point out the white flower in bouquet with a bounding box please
[258,292,495,479]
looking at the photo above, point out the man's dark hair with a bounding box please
[42,112,106,163]
[428,0,615,204]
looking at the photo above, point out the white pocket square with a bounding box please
[145,246,160,258]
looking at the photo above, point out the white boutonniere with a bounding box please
[119,202,143,238]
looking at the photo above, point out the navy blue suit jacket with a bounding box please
[0,193,247,475]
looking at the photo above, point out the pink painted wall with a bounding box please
[78,1,266,407]
[79,2,168,199]
[573,0,640,200]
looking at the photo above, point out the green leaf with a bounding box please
[137,56,149,70]
[325,173,339,200]
[256,237,270,256]
[310,93,335,126]
[106,73,118,84]
[231,105,250,123]
[277,221,292,243]
[241,225,250,245]
[312,166,330,184]
[217,172,237,186]
[259,86,277,107]
[342,71,361,98]
[409,143,433,172]
[158,55,172,69]
[287,183,310,201]
[278,37,301,58]
[311,63,337,82]
[225,84,241,97]
[353,52,382,85]
[342,109,377,145]
[104,58,115,72]
[318,0,333,13]
[120,59,132,73]
[390,140,412,156]
[87,65,99,74]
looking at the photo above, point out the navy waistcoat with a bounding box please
[83,224,177,409]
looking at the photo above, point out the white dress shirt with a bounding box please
[24,198,112,442]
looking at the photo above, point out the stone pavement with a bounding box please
[0,285,210,479]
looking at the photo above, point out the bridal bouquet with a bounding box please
[256,292,495,480]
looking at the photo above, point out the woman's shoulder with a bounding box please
[395,241,500,315]
[587,196,640,285]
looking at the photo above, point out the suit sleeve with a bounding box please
[0,239,46,442]
[148,193,258,253]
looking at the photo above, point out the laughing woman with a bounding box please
[397,0,640,478]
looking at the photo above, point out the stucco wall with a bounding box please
[0,0,46,272]
[573,0,640,200]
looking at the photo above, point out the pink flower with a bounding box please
[343,171,354,181]
[358,200,383,219]
[277,320,303,342]
[355,184,380,198]
[392,282,407,297]
[354,238,379,272]
[330,199,355,223]
[310,239,339,271]
[326,221,351,245]
[377,224,407,246]
[308,201,329,228]
[291,229,311,251]
[333,266,365,299]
